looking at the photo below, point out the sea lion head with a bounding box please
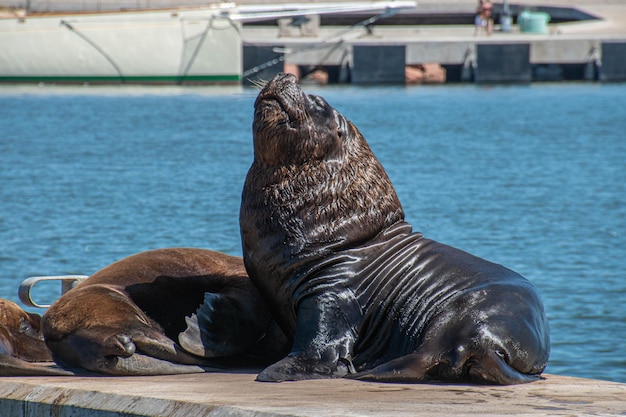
[253,73,350,166]
[427,282,550,384]
[245,73,405,259]
[0,298,51,362]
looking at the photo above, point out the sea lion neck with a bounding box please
[243,73,405,263]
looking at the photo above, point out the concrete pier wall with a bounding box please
[475,43,531,83]
[352,45,406,84]
[601,41,626,81]
[237,0,626,85]
[247,37,620,84]
[0,373,625,417]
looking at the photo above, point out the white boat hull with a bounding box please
[0,9,242,84]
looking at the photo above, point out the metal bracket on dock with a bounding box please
[19,275,88,308]
[584,43,602,81]
[461,45,476,82]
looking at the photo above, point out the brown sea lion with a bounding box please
[42,248,288,375]
[240,73,550,384]
[0,298,72,376]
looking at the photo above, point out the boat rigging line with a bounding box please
[242,7,403,79]
[60,19,126,83]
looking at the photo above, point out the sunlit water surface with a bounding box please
[1,82,624,383]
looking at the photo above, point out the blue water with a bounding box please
[1,83,624,383]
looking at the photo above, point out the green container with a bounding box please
[518,11,551,34]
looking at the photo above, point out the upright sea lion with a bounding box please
[240,73,550,384]
[42,248,288,375]
[0,298,72,376]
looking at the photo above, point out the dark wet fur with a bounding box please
[241,73,550,384]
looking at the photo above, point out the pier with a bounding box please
[1,0,626,84]
[240,0,626,84]
[1,372,625,416]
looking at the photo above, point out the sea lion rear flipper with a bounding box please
[178,291,267,358]
[131,328,220,369]
[0,354,74,376]
[178,314,200,352]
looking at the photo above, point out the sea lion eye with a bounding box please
[495,349,508,362]
[335,114,346,139]
[19,319,41,339]
[311,95,326,110]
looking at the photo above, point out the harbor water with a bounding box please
[0,82,624,383]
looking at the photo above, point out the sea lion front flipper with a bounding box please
[257,291,360,382]
[45,325,206,375]
[55,329,211,375]
[178,291,271,358]
[257,355,354,382]
[97,353,205,376]
[347,352,436,383]
[0,355,75,376]
[45,326,137,372]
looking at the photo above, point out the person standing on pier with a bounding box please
[482,0,494,35]
[474,0,485,35]
[474,0,494,36]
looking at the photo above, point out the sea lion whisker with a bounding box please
[247,78,268,90]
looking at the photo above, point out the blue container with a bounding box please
[518,11,551,34]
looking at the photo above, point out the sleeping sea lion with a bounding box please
[42,248,288,375]
[240,73,550,384]
[0,298,72,376]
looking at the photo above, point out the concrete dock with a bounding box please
[239,0,626,83]
[0,372,625,416]
[3,0,626,83]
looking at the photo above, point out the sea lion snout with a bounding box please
[254,73,302,124]
[254,73,333,126]
[256,72,298,99]
[253,73,348,166]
